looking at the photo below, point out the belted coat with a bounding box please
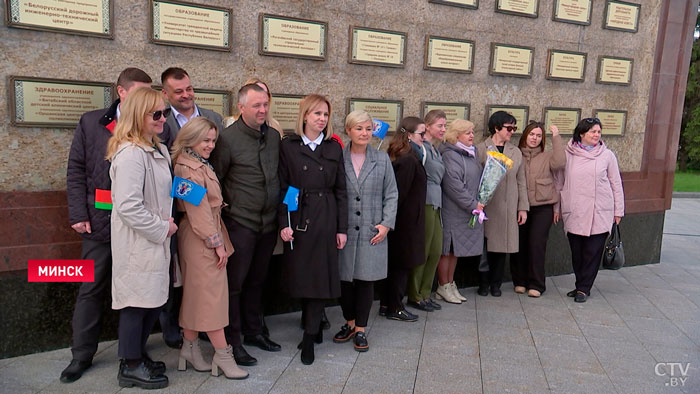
[278,134,348,299]
[338,144,398,282]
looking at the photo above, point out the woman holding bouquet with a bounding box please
[476,111,529,297]
[511,122,566,298]
[560,118,624,303]
[436,120,483,303]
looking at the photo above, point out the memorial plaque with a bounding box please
[486,105,529,134]
[603,0,640,33]
[150,0,232,51]
[422,102,470,124]
[546,50,587,82]
[349,26,407,68]
[270,94,304,132]
[424,36,474,73]
[10,76,113,128]
[597,56,634,85]
[5,0,113,38]
[259,14,327,61]
[428,0,478,9]
[495,0,539,18]
[594,109,627,136]
[552,0,592,25]
[544,107,581,134]
[489,43,534,78]
[348,99,403,132]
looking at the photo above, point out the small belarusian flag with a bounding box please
[95,189,112,210]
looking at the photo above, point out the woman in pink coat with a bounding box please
[559,118,624,303]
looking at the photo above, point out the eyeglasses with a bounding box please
[148,108,172,121]
[501,125,517,133]
[584,117,600,124]
[413,131,426,137]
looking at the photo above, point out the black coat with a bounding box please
[278,135,348,299]
[387,151,427,270]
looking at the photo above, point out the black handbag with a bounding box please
[602,223,625,270]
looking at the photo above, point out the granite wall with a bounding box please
[0,0,696,358]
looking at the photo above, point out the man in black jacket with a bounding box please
[209,83,281,366]
[61,68,157,383]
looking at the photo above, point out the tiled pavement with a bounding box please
[1,198,699,393]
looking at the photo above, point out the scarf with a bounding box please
[185,147,214,171]
[455,141,475,157]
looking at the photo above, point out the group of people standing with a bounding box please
[62,67,624,390]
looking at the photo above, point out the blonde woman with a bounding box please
[171,117,247,379]
[106,87,175,389]
[435,120,484,303]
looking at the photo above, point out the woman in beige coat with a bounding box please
[172,117,247,379]
[476,111,529,297]
[512,122,566,297]
[107,87,176,389]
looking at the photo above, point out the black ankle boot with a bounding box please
[118,361,168,389]
[477,272,489,296]
[300,333,315,365]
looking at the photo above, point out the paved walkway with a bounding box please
[1,199,699,393]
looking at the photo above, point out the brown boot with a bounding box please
[178,338,211,372]
[212,345,248,380]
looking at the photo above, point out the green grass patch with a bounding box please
[673,170,700,192]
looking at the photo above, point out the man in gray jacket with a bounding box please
[161,67,224,138]
[210,83,281,366]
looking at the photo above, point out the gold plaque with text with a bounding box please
[490,43,534,78]
[603,0,640,33]
[424,36,474,73]
[260,14,327,60]
[422,102,470,124]
[546,50,587,82]
[597,56,633,85]
[428,0,478,9]
[349,26,406,68]
[6,0,112,38]
[553,0,592,25]
[194,89,231,117]
[544,107,581,134]
[486,105,529,134]
[496,0,539,18]
[150,0,232,51]
[595,109,627,136]
[10,77,113,128]
[270,94,304,132]
[348,99,403,132]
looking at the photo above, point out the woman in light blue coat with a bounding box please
[334,110,398,352]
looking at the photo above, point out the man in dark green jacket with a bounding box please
[209,83,281,366]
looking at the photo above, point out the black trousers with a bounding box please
[158,275,182,343]
[511,204,553,293]
[117,306,162,360]
[340,280,374,327]
[223,217,276,347]
[302,298,326,335]
[71,239,112,362]
[381,266,410,313]
[568,232,608,295]
[486,251,507,288]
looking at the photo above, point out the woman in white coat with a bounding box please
[106,87,177,390]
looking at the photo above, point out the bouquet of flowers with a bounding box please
[469,151,514,228]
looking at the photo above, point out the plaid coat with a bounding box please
[339,144,398,281]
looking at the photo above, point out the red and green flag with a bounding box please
[95,189,112,210]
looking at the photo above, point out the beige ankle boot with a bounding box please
[436,283,461,304]
[212,345,248,380]
[178,338,211,372]
[450,282,467,301]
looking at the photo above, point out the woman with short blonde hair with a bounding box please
[443,119,475,144]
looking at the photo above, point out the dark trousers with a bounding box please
[486,251,507,288]
[511,204,553,293]
[568,232,608,295]
[117,306,162,359]
[223,217,276,347]
[71,239,112,362]
[158,279,182,343]
[340,280,374,327]
[302,298,326,335]
[381,266,410,313]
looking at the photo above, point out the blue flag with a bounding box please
[282,186,300,212]
[171,176,207,206]
[372,119,390,140]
